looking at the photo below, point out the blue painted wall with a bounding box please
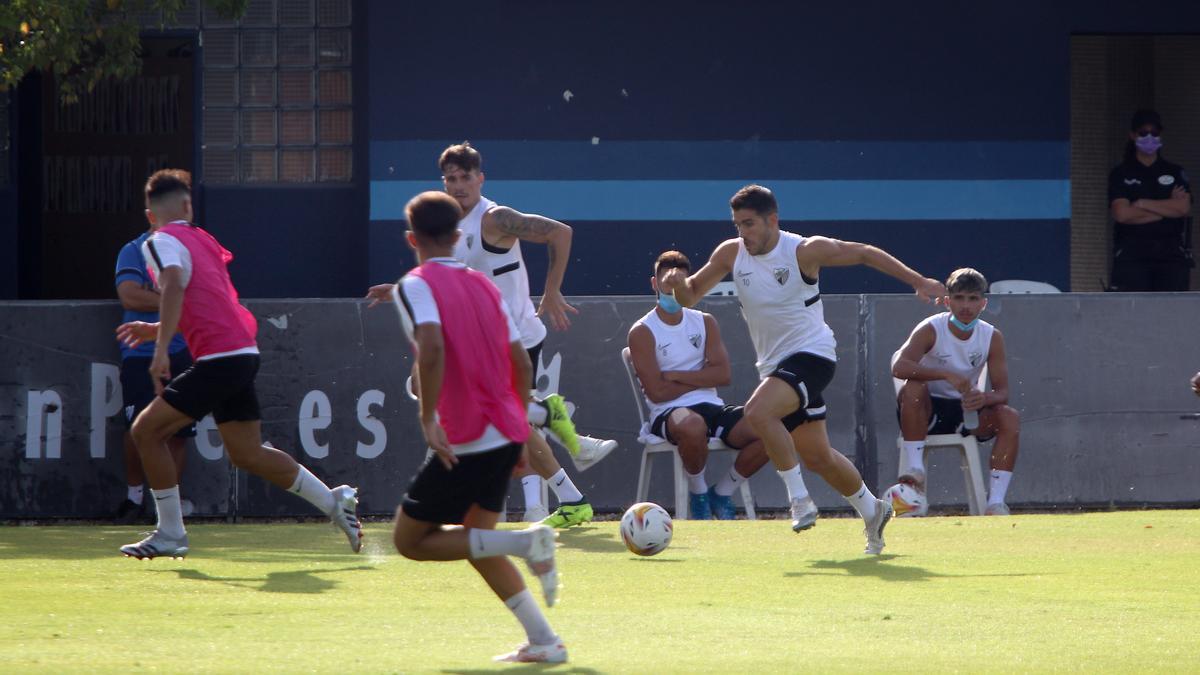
[365,0,1200,294]
[201,186,366,297]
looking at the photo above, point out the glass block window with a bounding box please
[196,0,353,184]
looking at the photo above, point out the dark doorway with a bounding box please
[1070,35,1200,292]
[36,35,196,299]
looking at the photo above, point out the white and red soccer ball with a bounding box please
[884,482,929,517]
[619,502,673,556]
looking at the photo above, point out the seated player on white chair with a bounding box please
[891,268,1021,516]
[627,250,769,519]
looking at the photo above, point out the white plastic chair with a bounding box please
[708,280,737,296]
[989,280,1061,294]
[620,348,756,519]
[890,352,988,515]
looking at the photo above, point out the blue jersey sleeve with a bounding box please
[114,241,149,289]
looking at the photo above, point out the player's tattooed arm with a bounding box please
[487,206,578,330]
[487,206,563,242]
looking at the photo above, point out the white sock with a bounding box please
[288,465,336,514]
[522,475,543,509]
[989,469,1013,505]
[901,441,926,475]
[844,482,878,521]
[776,466,810,501]
[547,469,584,504]
[686,468,707,495]
[127,484,144,505]
[504,589,558,645]
[714,467,746,497]
[527,400,548,427]
[468,528,532,559]
[150,486,185,538]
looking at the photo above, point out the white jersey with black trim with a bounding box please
[632,307,724,421]
[733,231,837,378]
[913,312,994,400]
[452,195,548,349]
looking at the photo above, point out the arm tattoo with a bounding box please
[490,206,560,240]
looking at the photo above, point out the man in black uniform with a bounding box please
[1108,109,1193,292]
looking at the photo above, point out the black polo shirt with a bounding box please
[1108,157,1191,254]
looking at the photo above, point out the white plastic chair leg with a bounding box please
[672,450,688,519]
[738,481,756,520]
[637,450,653,504]
[960,437,988,516]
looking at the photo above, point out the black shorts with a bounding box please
[897,395,995,442]
[120,351,197,437]
[162,354,262,424]
[526,342,543,391]
[402,442,523,524]
[650,403,745,448]
[767,352,837,431]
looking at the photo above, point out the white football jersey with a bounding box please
[913,312,994,399]
[632,307,724,420]
[452,195,548,349]
[733,231,837,378]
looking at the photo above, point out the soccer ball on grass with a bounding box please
[619,502,673,556]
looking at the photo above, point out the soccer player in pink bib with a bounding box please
[390,191,565,664]
[115,169,362,559]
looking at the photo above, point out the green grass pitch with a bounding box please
[2,511,1197,673]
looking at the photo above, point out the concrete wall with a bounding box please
[2,293,1199,519]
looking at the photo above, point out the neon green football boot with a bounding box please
[540,500,593,528]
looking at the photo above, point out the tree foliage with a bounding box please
[0,0,247,103]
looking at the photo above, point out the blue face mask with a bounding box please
[657,292,682,313]
[950,315,980,331]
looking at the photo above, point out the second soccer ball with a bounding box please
[884,482,929,517]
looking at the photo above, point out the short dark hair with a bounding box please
[406,191,463,244]
[946,268,988,294]
[1130,109,1163,132]
[654,250,691,276]
[729,184,778,216]
[144,169,191,204]
[439,141,482,173]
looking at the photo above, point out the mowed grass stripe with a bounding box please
[0,511,1196,673]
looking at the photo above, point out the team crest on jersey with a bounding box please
[466,234,475,249]
[688,333,701,349]
[773,267,789,285]
[969,351,983,368]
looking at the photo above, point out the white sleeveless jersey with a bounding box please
[733,231,837,378]
[632,307,724,420]
[914,312,994,400]
[452,196,547,349]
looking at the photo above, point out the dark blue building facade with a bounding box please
[4,1,1200,299]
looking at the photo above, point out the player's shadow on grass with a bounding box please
[152,565,374,593]
[785,555,1042,583]
[555,527,627,553]
[0,527,369,562]
[555,528,690,559]
[442,666,603,674]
